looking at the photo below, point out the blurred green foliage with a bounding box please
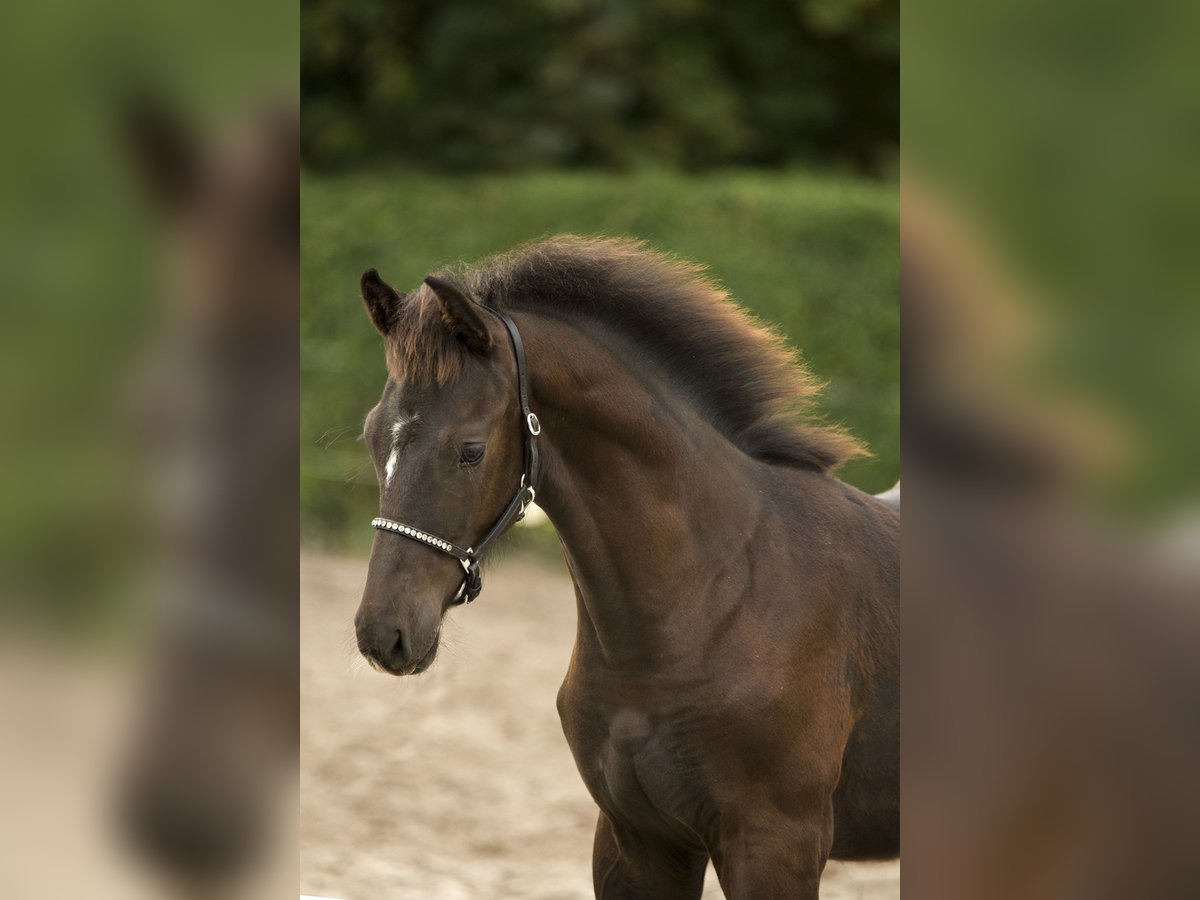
[302,168,898,548]
[0,0,296,634]
[301,0,896,173]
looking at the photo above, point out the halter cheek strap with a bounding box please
[371,304,541,606]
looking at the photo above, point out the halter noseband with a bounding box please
[371,304,541,606]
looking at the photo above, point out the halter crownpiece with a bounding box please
[371,303,541,606]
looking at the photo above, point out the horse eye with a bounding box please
[458,443,485,467]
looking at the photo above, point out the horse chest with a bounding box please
[558,683,708,835]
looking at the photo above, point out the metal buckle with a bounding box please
[514,478,536,521]
[462,559,482,603]
[526,412,541,435]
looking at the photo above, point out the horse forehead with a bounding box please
[388,411,418,438]
[402,375,509,423]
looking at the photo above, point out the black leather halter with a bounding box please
[371,305,541,606]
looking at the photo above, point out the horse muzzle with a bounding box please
[354,611,441,676]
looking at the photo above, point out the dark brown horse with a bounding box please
[355,237,898,898]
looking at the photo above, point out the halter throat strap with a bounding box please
[371,304,541,606]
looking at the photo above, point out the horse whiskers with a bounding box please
[342,616,372,675]
[315,424,360,449]
[342,459,372,485]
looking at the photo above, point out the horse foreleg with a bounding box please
[591,811,707,900]
[709,809,833,900]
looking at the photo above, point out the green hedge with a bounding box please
[302,168,898,549]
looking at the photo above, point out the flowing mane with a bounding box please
[392,236,865,472]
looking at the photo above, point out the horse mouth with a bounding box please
[367,629,440,677]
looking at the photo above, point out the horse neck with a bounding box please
[521,313,766,668]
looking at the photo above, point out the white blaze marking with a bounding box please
[383,413,417,487]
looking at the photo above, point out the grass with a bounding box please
[302,168,898,550]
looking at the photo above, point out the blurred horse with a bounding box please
[116,98,298,888]
[902,180,1200,900]
[353,237,898,899]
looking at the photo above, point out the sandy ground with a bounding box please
[301,550,899,899]
[0,644,297,900]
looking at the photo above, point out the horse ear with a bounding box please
[423,275,492,353]
[360,268,406,335]
[123,96,199,210]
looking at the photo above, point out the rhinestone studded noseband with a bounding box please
[371,303,541,606]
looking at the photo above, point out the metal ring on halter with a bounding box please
[527,412,541,435]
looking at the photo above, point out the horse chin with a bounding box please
[411,632,440,674]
